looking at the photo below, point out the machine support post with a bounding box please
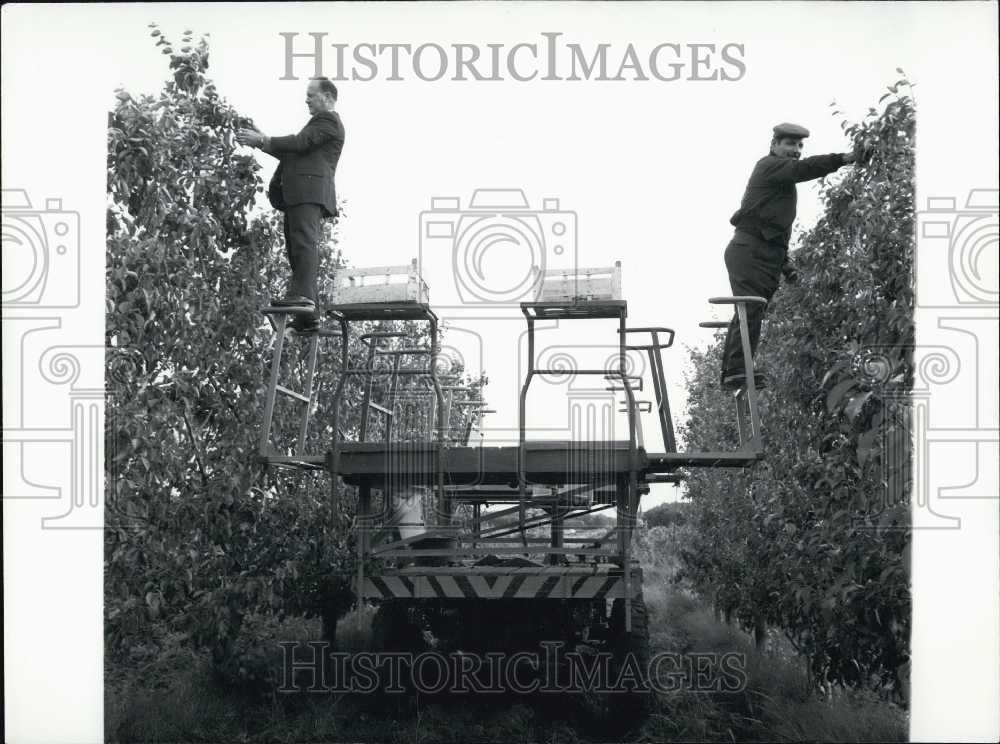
[358,339,378,441]
[357,484,371,605]
[647,333,677,453]
[329,317,350,506]
[617,310,638,633]
[646,347,667,451]
[259,313,288,454]
[518,314,536,549]
[736,302,761,450]
[295,334,321,456]
[385,354,400,442]
[428,316,449,531]
[549,507,565,566]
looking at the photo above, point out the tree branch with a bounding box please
[182,402,209,486]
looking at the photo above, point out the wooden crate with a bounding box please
[331,258,430,305]
[537,261,622,302]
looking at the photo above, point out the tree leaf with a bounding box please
[827,378,858,413]
[845,390,873,422]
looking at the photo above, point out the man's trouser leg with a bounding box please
[282,203,324,304]
[720,231,783,381]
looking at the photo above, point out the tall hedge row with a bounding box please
[105,29,483,685]
[678,86,914,695]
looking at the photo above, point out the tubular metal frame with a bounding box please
[257,294,768,634]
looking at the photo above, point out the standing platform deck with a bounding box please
[330,440,644,486]
[260,443,761,478]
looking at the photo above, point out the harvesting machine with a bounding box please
[258,258,765,721]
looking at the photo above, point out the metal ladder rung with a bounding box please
[735,387,755,444]
[275,384,311,403]
[345,366,431,375]
[604,373,644,391]
[368,401,393,416]
[376,348,432,356]
[259,311,324,460]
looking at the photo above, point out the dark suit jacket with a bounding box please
[730,152,845,247]
[265,110,345,217]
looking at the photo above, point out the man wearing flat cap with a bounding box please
[719,122,864,389]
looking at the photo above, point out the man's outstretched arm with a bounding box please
[236,117,341,156]
[262,117,341,155]
[760,151,858,185]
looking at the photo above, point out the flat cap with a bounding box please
[773,122,810,139]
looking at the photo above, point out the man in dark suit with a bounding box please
[720,123,865,389]
[237,77,345,332]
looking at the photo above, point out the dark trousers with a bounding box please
[721,230,785,380]
[282,203,325,303]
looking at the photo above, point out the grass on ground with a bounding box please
[107,557,907,742]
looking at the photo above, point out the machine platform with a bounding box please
[258,270,768,640]
[329,302,437,321]
[333,440,645,486]
[520,300,628,320]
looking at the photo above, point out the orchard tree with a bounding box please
[678,81,914,696]
[105,27,484,684]
[105,25,350,679]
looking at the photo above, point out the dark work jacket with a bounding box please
[265,110,345,217]
[730,152,846,247]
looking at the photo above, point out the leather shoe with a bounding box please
[721,372,769,390]
[272,295,316,310]
[291,318,321,334]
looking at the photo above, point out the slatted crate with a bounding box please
[537,261,622,302]
[331,258,430,305]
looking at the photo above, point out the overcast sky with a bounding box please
[25,2,993,511]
